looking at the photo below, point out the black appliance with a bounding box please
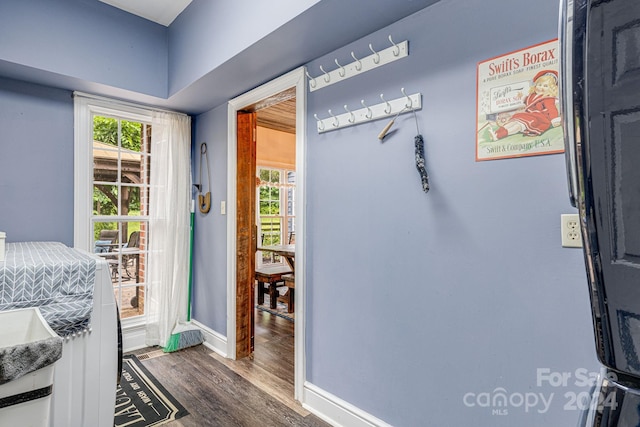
[560,0,640,424]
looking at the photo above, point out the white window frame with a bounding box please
[74,93,154,331]
[256,166,295,267]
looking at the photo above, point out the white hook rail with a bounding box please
[315,91,421,133]
[307,35,409,92]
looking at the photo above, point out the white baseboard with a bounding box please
[303,382,392,427]
[122,323,147,353]
[121,319,227,356]
[191,319,227,357]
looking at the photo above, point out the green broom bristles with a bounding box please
[164,333,182,353]
[164,327,204,353]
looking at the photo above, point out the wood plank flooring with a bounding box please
[127,309,330,427]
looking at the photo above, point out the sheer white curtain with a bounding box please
[145,111,191,348]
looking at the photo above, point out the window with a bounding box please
[93,115,150,319]
[256,167,295,266]
[75,95,153,323]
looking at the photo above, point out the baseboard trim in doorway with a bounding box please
[303,382,393,427]
[191,319,228,357]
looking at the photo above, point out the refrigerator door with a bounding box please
[570,0,640,380]
[583,0,640,377]
[561,0,640,424]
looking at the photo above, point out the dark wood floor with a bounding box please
[127,309,330,427]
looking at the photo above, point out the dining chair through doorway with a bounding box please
[255,233,292,310]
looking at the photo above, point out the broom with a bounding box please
[164,200,204,352]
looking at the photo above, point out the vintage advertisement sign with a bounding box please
[476,39,563,161]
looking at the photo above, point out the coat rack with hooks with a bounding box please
[306,35,409,92]
[314,88,421,133]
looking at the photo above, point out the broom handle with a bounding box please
[187,202,195,321]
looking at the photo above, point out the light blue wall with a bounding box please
[165,0,441,114]
[303,0,597,425]
[0,78,74,246]
[168,0,320,95]
[0,0,441,115]
[0,0,603,424]
[191,105,229,332]
[192,0,600,425]
[0,0,168,98]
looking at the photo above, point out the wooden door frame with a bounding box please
[226,67,306,401]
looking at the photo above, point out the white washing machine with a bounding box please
[50,254,119,427]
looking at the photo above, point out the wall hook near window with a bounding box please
[307,35,409,92]
[314,89,422,133]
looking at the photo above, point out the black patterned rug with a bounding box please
[256,294,294,322]
[114,355,188,427]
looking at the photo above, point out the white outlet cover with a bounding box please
[561,213,583,248]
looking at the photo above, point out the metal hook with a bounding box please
[369,43,380,64]
[380,94,391,114]
[328,109,339,128]
[401,87,412,109]
[389,35,400,56]
[305,70,317,88]
[314,114,325,131]
[361,99,373,119]
[351,51,362,71]
[334,59,346,77]
[320,65,330,83]
[344,105,355,123]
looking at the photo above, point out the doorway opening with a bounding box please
[226,67,306,401]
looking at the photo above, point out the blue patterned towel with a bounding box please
[0,242,97,337]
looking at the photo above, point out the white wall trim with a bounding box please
[191,319,228,357]
[121,323,147,353]
[73,95,93,251]
[303,383,393,427]
[226,67,307,402]
[225,99,238,360]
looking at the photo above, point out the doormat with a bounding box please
[256,294,294,322]
[114,354,188,427]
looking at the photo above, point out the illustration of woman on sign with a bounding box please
[489,70,561,140]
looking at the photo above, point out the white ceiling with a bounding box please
[99,0,192,26]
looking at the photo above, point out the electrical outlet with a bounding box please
[561,214,582,248]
